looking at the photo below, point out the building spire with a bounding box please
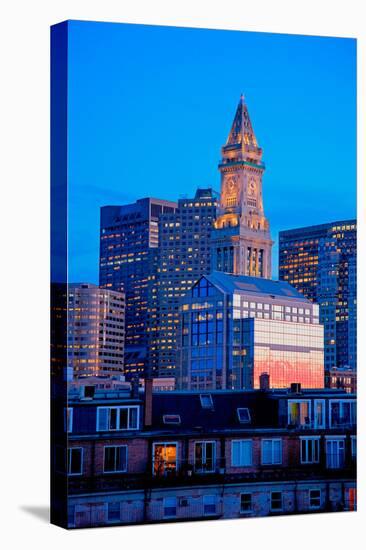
[226,94,258,150]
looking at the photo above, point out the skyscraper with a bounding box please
[67,283,125,378]
[99,198,177,378]
[177,272,324,390]
[279,220,357,375]
[150,188,219,377]
[211,95,273,277]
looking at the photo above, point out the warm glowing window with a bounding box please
[153,443,177,476]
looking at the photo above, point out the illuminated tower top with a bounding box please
[211,95,273,278]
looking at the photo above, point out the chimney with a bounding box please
[259,372,270,391]
[290,382,301,394]
[144,378,153,427]
[131,375,139,399]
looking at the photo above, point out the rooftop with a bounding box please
[205,271,311,303]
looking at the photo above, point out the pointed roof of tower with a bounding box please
[226,94,259,149]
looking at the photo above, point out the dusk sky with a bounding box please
[67,20,356,283]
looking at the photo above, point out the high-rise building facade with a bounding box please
[279,220,357,374]
[67,283,125,378]
[211,95,273,277]
[150,188,219,377]
[177,272,324,391]
[99,198,176,377]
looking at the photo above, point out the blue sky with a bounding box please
[67,21,356,282]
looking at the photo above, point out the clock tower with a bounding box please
[211,95,273,278]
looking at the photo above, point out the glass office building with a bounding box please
[279,220,356,374]
[177,272,324,390]
[99,198,176,378]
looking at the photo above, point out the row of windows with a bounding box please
[65,435,356,476]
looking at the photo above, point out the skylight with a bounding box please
[200,394,214,409]
[163,414,181,425]
[237,408,251,423]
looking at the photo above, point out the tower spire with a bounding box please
[226,94,259,151]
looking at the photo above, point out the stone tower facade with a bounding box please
[211,95,273,278]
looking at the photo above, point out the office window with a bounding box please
[195,441,216,472]
[203,495,217,515]
[270,491,283,511]
[232,440,253,467]
[163,497,177,518]
[97,406,139,431]
[309,489,321,509]
[300,437,320,464]
[104,446,128,473]
[68,448,83,475]
[107,502,121,522]
[237,408,251,423]
[240,493,252,512]
[153,443,177,476]
[326,438,345,469]
[262,439,282,465]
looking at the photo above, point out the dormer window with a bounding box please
[200,394,213,409]
[237,408,251,424]
[163,414,181,425]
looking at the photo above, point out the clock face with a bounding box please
[248,178,256,196]
[227,177,236,191]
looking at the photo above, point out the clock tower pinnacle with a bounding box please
[211,95,273,278]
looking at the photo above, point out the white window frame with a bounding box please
[152,441,178,475]
[67,447,83,476]
[329,399,356,428]
[103,445,128,473]
[287,399,312,427]
[231,439,253,467]
[261,438,282,465]
[270,491,283,511]
[194,440,216,472]
[96,406,140,431]
[314,400,325,429]
[300,436,320,464]
[309,489,321,509]
[325,436,346,469]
